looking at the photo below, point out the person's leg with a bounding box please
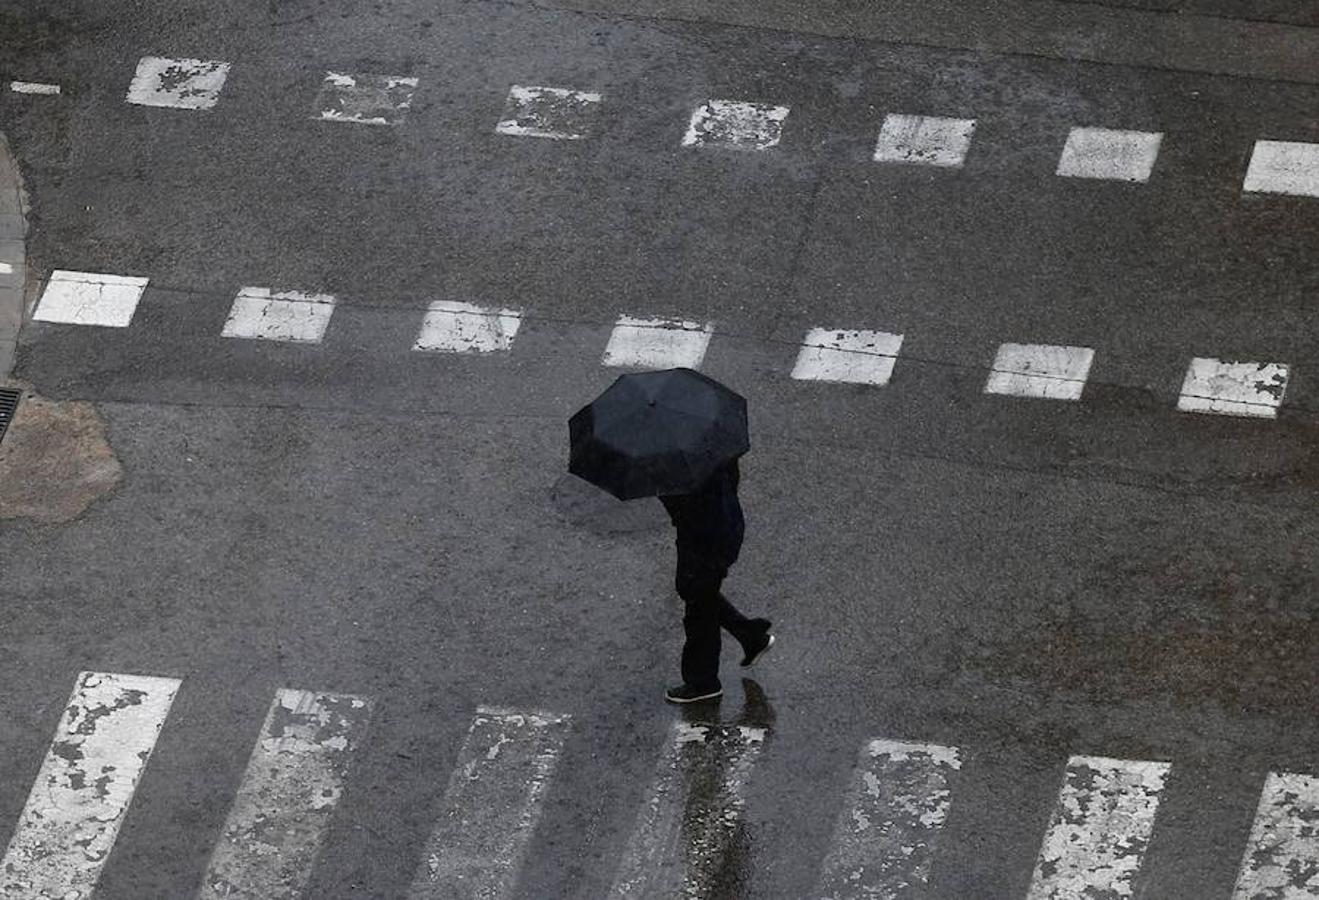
[676,560,725,689]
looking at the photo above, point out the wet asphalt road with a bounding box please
[0,1,1317,897]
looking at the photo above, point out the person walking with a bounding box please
[567,367,773,704]
[659,458,774,704]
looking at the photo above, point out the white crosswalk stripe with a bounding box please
[608,721,767,898]
[316,72,419,126]
[873,114,976,168]
[1231,771,1319,899]
[408,707,571,898]
[1177,357,1290,419]
[984,343,1095,401]
[1025,755,1170,899]
[413,300,523,353]
[1243,140,1319,199]
[602,315,713,369]
[33,269,149,328]
[496,85,603,140]
[0,671,182,899]
[815,739,962,899]
[126,56,231,110]
[792,328,904,386]
[221,287,337,344]
[197,688,373,900]
[682,99,789,151]
[1056,127,1163,183]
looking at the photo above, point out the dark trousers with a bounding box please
[675,551,758,688]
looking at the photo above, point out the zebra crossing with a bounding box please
[2,671,1317,898]
[9,53,1319,199]
[26,270,1299,422]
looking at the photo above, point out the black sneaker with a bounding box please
[740,621,775,668]
[665,683,723,704]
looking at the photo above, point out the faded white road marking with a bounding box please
[873,114,976,168]
[1026,755,1170,900]
[816,739,962,899]
[10,81,60,95]
[221,287,337,344]
[792,328,904,386]
[1231,771,1319,899]
[682,99,789,151]
[1243,140,1319,199]
[1177,357,1289,419]
[198,689,373,900]
[413,300,523,353]
[126,56,230,110]
[0,263,13,275]
[408,707,570,899]
[33,269,149,327]
[984,343,1094,401]
[602,316,713,369]
[0,671,181,899]
[496,85,602,140]
[1056,127,1163,182]
[316,72,419,126]
[608,721,767,898]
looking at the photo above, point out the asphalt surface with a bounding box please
[1,1,1317,898]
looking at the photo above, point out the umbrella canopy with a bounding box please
[568,368,749,500]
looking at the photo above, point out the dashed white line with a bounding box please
[9,81,60,95]
[1056,127,1163,183]
[316,72,420,126]
[602,315,713,369]
[413,300,523,353]
[815,738,962,899]
[32,269,150,327]
[984,342,1095,401]
[0,671,182,900]
[1025,755,1170,900]
[408,707,571,899]
[198,689,373,900]
[1243,140,1319,199]
[221,287,337,343]
[874,114,976,168]
[1231,771,1319,899]
[1177,357,1289,419]
[792,328,904,385]
[496,85,603,140]
[682,99,789,151]
[608,721,767,898]
[126,56,231,110]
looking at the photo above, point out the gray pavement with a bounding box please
[0,132,24,378]
[1,0,1317,897]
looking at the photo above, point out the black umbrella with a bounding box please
[568,368,749,500]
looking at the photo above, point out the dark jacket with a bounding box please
[658,461,745,567]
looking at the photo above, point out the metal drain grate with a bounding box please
[0,388,20,445]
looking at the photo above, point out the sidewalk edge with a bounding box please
[0,132,27,380]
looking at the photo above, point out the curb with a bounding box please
[0,132,26,380]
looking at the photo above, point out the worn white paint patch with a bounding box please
[408,707,571,899]
[0,262,13,275]
[413,300,523,353]
[873,114,976,168]
[984,343,1094,401]
[602,316,713,369]
[495,85,603,140]
[1025,755,1170,900]
[1177,357,1289,419]
[792,328,904,386]
[221,287,337,343]
[1243,140,1319,199]
[198,689,373,900]
[608,722,767,897]
[816,738,962,899]
[1056,127,1163,182]
[33,270,149,327]
[682,99,789,151]
[10,81,60,95]
[1231,771,1319,899]
[126,56,230,110]
[0,671,181,899]
[316,72,419,126]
